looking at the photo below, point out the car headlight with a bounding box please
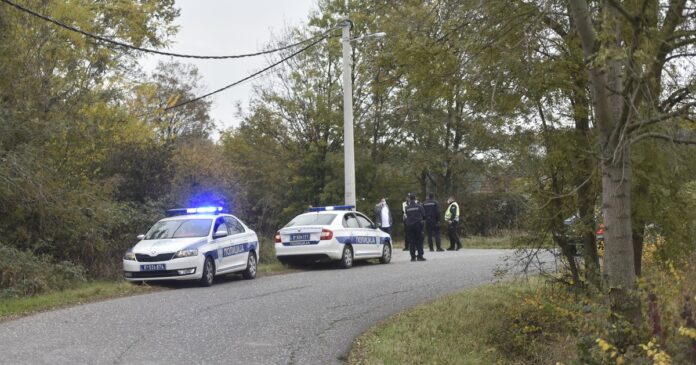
[124,251,136,261]
[174,249,198,258]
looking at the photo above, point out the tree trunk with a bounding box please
[601,153,636,289]
[632,228,644,277]
[569,0,637,292]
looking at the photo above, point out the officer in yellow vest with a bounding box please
[445,196,461,250]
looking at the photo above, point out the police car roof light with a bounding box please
[186,206,224,214]
[307,205,355,212]
[166,206,225,216]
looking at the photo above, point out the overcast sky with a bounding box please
[140,0,318,132]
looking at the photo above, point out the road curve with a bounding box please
[0,249,516,365]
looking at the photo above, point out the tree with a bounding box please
[130,61,213,144]
[568,0,696,294]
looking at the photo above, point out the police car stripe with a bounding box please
[335,236,380,244]
[205,241,258,259]
[222,241,258,257]
[224,242,255,257]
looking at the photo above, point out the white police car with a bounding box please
[123,207,259,286]
[274,206,392,268]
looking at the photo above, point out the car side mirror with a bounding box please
[137,234,145,240]
[213,228,228,239]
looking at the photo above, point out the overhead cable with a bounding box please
[163,35,329,111]
[1,0,338,60]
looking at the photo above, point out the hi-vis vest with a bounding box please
[445,202,460,222]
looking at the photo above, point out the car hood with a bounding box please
[131,237,208,254]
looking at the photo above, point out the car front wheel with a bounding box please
[199,257,215,287]
[379,244,392,264]
[242,252,257,280]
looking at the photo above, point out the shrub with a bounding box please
[0,244,86,299]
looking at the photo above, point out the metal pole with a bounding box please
[341,20,356,207]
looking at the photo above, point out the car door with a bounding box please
[342,213,367,257]
[211,217,233,273]
[222,216,252,272]
[354,213,381,257]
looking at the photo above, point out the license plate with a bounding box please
[286,241,311,246]
[290,233,310,241]
[140,264,166,271]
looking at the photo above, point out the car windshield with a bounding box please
[144,219,212,239]
[284,214,337,227]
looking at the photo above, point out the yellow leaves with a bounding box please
[667,261,685,283]
[596,338,626,364]
[678,326,696,340]
[521,325,542,334]
[166,93,181,109]
[639,340,672,365]
[596,338,614,352]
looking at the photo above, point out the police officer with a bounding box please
[404,193,426,261]
[401,196,410,251]
[445,196,462,251]
[423,192,443,252]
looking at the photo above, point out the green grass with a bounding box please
[0,280,158,321]
[347,279,574,365]
[257,261,298,276]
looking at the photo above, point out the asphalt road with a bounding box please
[0,249,526,365]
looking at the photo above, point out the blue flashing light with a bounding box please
[186,206,224,214]
[308,205,355,212]
[166,206,225,217]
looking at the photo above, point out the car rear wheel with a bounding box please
[242,252,257,280]
[379,243,392,264]
[199,257,215,287]
[339,245,353,269]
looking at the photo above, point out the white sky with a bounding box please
[140,0,318,132]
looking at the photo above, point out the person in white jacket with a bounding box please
[373,198,393,235]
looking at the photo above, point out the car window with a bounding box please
[343,214,360,228]
[285,214,337,227]
[145,219,212,239]
[355,214,374,229]
[224,216,245,234]
[213,217,228,235]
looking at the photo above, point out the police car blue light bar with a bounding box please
[166,206,225,216]
[186,206,224,214]
[308,205,355,212]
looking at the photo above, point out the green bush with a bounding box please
[257,236,279,265]
[0,244,86,299]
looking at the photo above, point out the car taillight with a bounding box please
[320,228,333,240]
[274,231,281,243]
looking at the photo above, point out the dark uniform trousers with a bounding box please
[425,220,441,250]
[402,218,410,250]
[406,222,424,258]
[447,221,461,250]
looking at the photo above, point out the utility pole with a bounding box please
[341,18,356,208]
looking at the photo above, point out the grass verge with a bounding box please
[392,234,536,250]
[0,280,159,322]
[0,261,296,322]
[347,279,575,365]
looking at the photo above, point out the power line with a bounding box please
[1,0,337,60]
[163,34,329,112]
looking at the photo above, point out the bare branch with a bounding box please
[631,132,696,145]
[626,101,696,133]
[606,0,639,25]
[659,87,692,111]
